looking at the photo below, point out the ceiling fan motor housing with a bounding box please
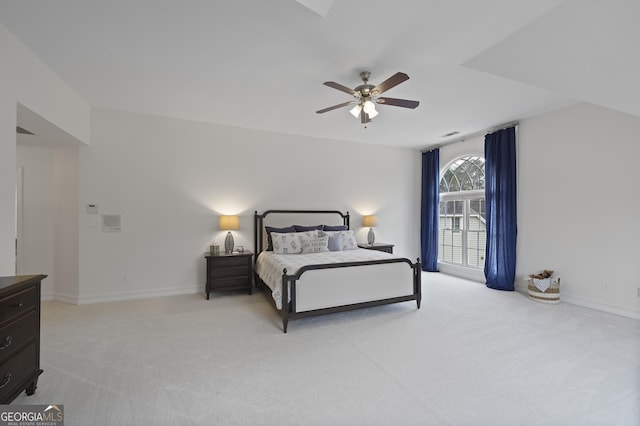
[355,71,376,98]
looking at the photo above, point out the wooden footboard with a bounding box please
[277,258,421,333]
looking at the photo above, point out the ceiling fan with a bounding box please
[316,71,419,124]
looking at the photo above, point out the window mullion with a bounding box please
[462,200,469,267]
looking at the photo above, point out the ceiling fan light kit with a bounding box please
[349,100,378,119]
[316,71,419,125]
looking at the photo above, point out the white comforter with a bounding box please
[255,248,401,309]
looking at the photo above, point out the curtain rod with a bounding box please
[422,120,519,152]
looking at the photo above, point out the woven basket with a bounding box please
[527,279,560,304]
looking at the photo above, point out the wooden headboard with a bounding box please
[254,209,350,254]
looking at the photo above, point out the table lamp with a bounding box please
[362,215,377,245]
[219,215,240,253]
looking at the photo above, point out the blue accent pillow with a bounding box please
[294,224,323,232]
[265,226,296,251]
[327,233,343,251]
[323,224,348,231]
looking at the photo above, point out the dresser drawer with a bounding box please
[0,287,37,325]
[0,311,37,365]
[0,341,37,402]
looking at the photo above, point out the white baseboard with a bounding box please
[51,291,81,304]
[45,278,640,321]
[47,285,201,305]
[515,281,640,320]
[41,291,54,302]
[41,290,77,304]
[559,294,640,320]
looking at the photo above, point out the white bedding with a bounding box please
[255,248,405,309]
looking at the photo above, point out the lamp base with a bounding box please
[367,228,375,245]
[224,231,234,253]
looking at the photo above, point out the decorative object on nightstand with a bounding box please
[362,215,377,245]
[219,215,239,254]
[204,251,253,299]
[358,242,394,254]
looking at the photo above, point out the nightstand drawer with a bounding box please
[210,265,249,279]
[0,287,37,325]
[208,256,248,267]
[0,311,37,365]
[211,277,251,290]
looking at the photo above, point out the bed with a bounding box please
[253,209,421,332]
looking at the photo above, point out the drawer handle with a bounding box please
[0,335,11,350]
[12,302,24,308]
[0,373,11,389]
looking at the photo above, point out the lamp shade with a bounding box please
[219,215,240,230]
[362,215,377,227]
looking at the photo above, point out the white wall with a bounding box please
[518,103,640,318]
[77,108,420,303]
[16,146,55,297]
[53,146,80,302]
[0,22,89,275]
[15,145,80,301]
[435,103,640,319]
[16,102,640,319]
[0,99,19,274]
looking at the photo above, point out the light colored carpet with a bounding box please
[12,273,640,425]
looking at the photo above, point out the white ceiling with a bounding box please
[2,0,639,149]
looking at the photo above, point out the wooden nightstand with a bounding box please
[358,243,394,254]
[204,251,253,299]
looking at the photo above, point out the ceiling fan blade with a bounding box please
[323,81,356,95]
[373,72,409,94]
[316,101,355,114]
[376,97,420,109]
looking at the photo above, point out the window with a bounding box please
[438,156,486,268]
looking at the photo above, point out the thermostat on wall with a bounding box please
[86,204,99,214]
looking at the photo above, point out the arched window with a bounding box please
[439,156,486,268]
[440,156,485,192]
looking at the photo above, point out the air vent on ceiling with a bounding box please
[441,131,460,138]
[16,126,35,135]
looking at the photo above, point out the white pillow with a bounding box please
[296,229,319,242]
[271,232,303,254]
[301,236,329,254]
[338,230,359,250]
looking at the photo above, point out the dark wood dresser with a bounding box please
[205,251,253,299]
[0,275,46,404]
